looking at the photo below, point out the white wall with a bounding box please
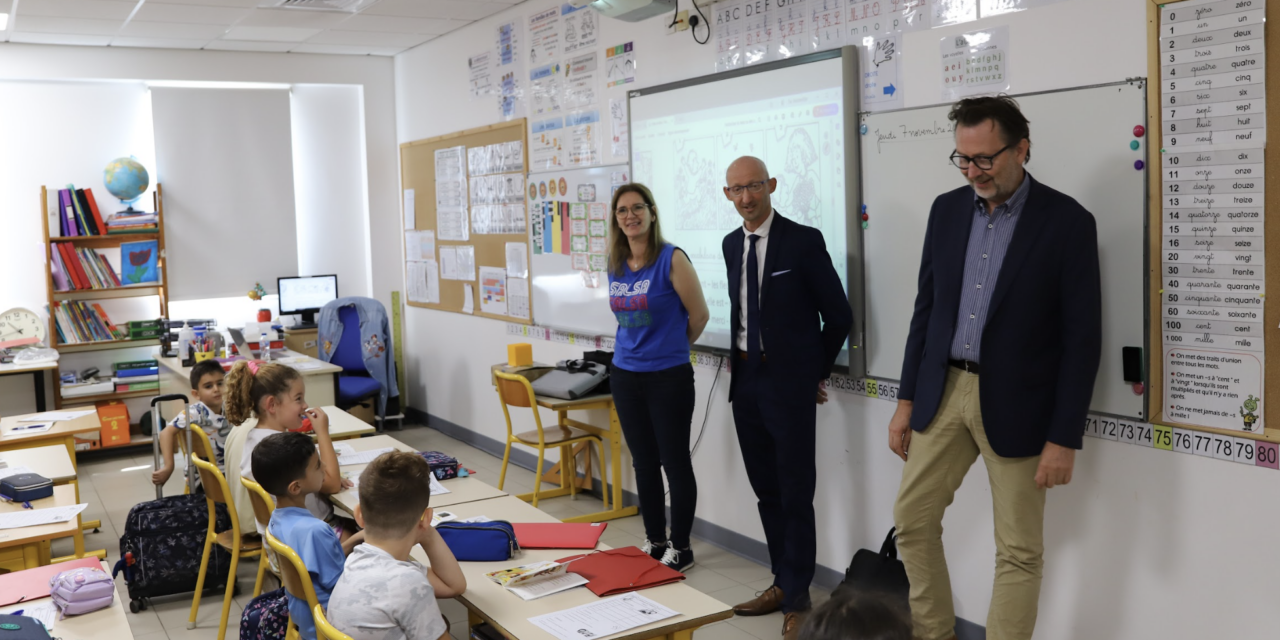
[0,43,397,418]
[394,1,1280,638]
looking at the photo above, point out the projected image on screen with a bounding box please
[630,56,848,356]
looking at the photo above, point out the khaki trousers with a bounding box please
[893,367,1046,640]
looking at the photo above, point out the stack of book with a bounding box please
[113,360,159,393]
[54,185,110,237]
[50,301,124,344]
[106,211,158,234]
[61,379,114,399]
[51,243,122,291]
[127,320,164,340]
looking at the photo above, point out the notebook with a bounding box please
[513,522,608,549]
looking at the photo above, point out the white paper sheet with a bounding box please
[337,447,396,467]
[480,266,508,316]
[439,247,460,280]
[505,242,529,279]
[425,261,441,304]
[509,572,590,601]
[456,246,477,281]
[507,277,531,321]
[0,503,88,530]
[463,284,475,315]
[6,423,53,435]
[529,593,679,640]
[403,189,416,229]
[0,466,35,481]
[405,230,436,262]
[434,145,466,181]
[429,473,450,496]
[407,260,439,304]
[23,602,58,632]
[18,410,94,422]
[437,207,470,241]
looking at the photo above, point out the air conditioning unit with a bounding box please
[566,0,677,22]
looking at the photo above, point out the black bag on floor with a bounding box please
[116,493,233,613]
[832,527,910,607]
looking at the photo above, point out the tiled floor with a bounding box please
[63,423,827,639]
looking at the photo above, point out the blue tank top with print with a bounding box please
[609,244,690,372]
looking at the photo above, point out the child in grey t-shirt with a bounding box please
[327,452,465,640]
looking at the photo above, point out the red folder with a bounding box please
[557,546,686,597]
[0,556,101,606]
[513,522,607,549]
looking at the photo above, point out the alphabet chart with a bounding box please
[1160,0,1266,433]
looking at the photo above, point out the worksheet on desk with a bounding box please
[0,504,88,530]
[529,593,677,640]
[18,410,94,422]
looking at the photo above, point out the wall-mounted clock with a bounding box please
[0,308,47,349]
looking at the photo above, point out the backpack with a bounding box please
[49,567,116,619]
[240,588,290,640]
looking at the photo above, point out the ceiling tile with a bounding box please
[110,35,209,49]
[360,0,507,21]
[290,42,404,56]
[130,3,253,24]
[306,29,430,47]
[118,20,227,38]
[7,31,114,46]
[202,38,296,52]
[16,0,137,20]
[235,7,353,29]
[334,13,454,35]
[13,16,124,35]
[222,25,322,41]
[145,0,260,6]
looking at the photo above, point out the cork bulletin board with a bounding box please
[401,119,533,324]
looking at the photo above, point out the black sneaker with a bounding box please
[659,542,695,572]
[640,538,668,561]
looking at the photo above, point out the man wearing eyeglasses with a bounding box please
[720,155,853,640]
[889,96,1101,640]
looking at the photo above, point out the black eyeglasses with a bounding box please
[615,203,652,217]
[950,143,1013,170]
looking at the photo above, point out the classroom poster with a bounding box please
[774,0,815,59]
[560,4,598,54]
[845,0,928,37]
[714,0,746,71]
[940,25,1010,101]
[811,0,844,53]
[609,98,629,157]
[566,110,601,167]
[469,52,494,99]
[529,62,563,116]
[859,33,903,111]
[530,118,566,170]
[563,52,600,110]
[495,21,524,119]
[933,0,978,26]
[528,7,561,67]
[480,266,508,315]
[741,0,772,65]
[605,42,635,88]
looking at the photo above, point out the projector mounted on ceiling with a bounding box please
[566,0,678,22]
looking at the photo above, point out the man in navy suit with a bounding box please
[889,96,1102,640]
[721,156,853,640]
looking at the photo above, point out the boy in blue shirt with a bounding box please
[253,431,364,640]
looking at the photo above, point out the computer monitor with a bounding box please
[278,275,338,328]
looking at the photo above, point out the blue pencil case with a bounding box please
[435,520,519,561]
[1,473,53,502]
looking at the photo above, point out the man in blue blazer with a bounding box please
[721,156,853,640]
[889,96,1102,640]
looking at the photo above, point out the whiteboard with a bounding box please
[527,164,628,335]
[861,82,1148,420]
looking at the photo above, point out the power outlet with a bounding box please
[667,9,690,33]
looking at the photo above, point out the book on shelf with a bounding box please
[115,359,159,371]
[114,381,160,393]
[50,300,127,344]
[114,367,158,379]
[61,380,114,398]
[51,242,130,291]
[51,186,134,237]
[127,320,163,330]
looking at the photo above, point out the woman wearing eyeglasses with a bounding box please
[606,182,709,572]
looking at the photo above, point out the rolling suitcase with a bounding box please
[113,394,232,614]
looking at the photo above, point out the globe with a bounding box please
[103,157,150,213]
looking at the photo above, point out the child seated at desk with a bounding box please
[224,360,356,540]
[152,360,228,487]
[328,451,465,640]
[253,431,365,640]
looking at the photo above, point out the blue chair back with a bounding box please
[331,305,366,373]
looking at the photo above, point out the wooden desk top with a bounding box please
[235,406,374,440]
[329,436,508,514]
[0,561,130,639]
[0,409,99,445]
[421,496,732,640]
[0,445,75,483]
[0,360,59,376]
[0,484,81,548]
[156,349,342,377]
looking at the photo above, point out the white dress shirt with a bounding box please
[737,210,775,352]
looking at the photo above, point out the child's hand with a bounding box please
[151,466,173,486]
[417,522,442,547]
[305,407,330,436]
[340,476,355,490]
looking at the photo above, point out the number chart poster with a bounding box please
[1159,0,1267,433]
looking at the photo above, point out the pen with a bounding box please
[21,502,31,510]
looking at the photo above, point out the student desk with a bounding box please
[0,360,58,413]
[491,364,638,523]
[416,495,732,640]
[0,444,75,483]
[0,410,107,563]
[328,435,507,514]
[235,405,374,441]
[155,349,342,410]
[0,561,130,638]
[0,485,84,570]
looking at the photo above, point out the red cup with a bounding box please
[257,309,271,322]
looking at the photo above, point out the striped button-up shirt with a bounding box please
[949,173,1031,363]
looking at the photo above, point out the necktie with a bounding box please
[747,234,761,364]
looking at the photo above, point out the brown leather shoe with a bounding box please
[782,610,807,640]
[733,585,783,616]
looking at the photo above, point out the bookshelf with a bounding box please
[41,184,170,410]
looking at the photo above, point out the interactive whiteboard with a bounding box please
[861,82,1148,419]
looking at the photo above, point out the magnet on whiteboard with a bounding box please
[862,213,869,221]
[862,221,869,229]
[1133,125,1145,137]
[860,124,868,135]
[1159,289,1164,293]
[1134,160,1145,170]
[1132,382,1144,395]
[1129,140,1140,150]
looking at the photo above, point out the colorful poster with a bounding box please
[564,52,599,110]
[940,25,1010,101]
[480,266,508,315]
[860,33,903,111]
[528,7,561,67]
[530,62,563,115]
[566,110,601,167]
[605,42,635,88]
[469,52,494,99]
[530,118,565,171]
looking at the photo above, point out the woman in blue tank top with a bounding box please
[607,183,709,572]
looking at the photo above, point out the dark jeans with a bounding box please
[610,362,698,549]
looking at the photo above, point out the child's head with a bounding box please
[251,432,323,499]
[223,361,304,428]
[354,451,434,539]
[799,591,911,640]
[189,360,226,412]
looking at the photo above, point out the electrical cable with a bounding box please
[689,0,710,45]
[665,355,723,498]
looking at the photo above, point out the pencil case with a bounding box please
[418,451,459,480]
[0,473,53,502]
[49,566,115,619]
[436,520,519,561]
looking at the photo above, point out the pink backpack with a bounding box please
[49,567,115,619]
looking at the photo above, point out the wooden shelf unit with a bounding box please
[41,184,170,413]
